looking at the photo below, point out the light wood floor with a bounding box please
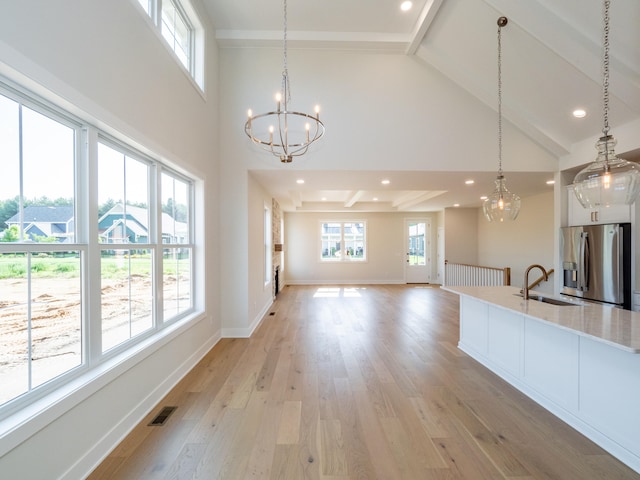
[89,285,640,479]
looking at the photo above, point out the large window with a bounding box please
[161,172,193,320]
[135,0,203,91]
[0,90,82,406]
[98,142,154,352]
[320,221,366,262]
[0,79,197,412]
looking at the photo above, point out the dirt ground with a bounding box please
[0,275,184,405]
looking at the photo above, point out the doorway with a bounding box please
[404,219,431,284]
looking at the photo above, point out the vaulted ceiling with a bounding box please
[204,0,640,212]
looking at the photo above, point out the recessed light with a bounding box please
[400,1,412,11]
[321,197,327,201]
[465,179,475,185]
[573,109,586,118]
[546,180,555,185]
[373,197,379,201]
[296,179,304,184]
[480,196,488,200]
[381,179,390,185]
[453,203,460,207]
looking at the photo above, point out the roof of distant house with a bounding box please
[6,206,74,224]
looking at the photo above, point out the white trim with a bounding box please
[286,280,406,286]
[221,299,273,339]
[0,312,213,458]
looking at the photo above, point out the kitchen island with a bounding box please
[443,285,640,474]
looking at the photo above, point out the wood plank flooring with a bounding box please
[88,285,640,479]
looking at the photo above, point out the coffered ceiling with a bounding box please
[204,0,640,212]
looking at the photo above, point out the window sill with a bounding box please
[0,310,207,458]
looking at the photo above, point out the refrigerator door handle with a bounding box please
[579,232,590,292]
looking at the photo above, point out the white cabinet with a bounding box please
[455,295,640,473]
[459,296,488,355]
[566,185,632,226]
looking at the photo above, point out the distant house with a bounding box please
[98,203,188,244]
[5,205,75,242]
[4,204,187,245]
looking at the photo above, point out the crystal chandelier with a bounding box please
[483,17,521,223]
[244,0,325,163]
[573,0,640,208]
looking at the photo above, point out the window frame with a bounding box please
[319,220,367,263]
[133,0,205,93]
[0,76,200,419]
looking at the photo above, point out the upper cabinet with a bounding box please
[566,185,632,226]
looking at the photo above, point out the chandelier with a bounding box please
[573,0,640,208]
[483,16,521,222]
[244,0,325,163]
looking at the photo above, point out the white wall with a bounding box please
[218,46,557,335]
[285,211,439,284]
[0,1,220,478]
[246,174,276,334]
[478,191,555,293]
[443,207,479,265]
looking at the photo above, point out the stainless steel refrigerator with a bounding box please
[560,223,631,309]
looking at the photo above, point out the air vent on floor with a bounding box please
[148,406,177,426]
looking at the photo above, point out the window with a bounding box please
[0,89,82,406]
[98,142,154,352]
[161,0,192,71]
[320,221,366,262]
[0,78,198,413]
[134,0,204,91]
[161,171,193,320]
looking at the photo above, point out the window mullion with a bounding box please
[83,127,102,364]
[150,163,163,326]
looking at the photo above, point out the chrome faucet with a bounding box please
[523,264,548,300]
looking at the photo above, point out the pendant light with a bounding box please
[483,16,521,223]
[244,0,325,163]
[573,0,640,208]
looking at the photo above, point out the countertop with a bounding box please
[442,285,640,353]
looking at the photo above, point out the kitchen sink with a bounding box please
[527,295,577,306]
[514,293,580,306]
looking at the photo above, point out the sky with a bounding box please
[0,93,148,206]
[0,91,187,211]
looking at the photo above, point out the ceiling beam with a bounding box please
[344,190,365,207]
[406,0,445,55]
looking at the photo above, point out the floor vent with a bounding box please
[148,406,177,426]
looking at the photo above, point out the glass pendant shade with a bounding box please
[483,175,521,222]
[573,135,640,208]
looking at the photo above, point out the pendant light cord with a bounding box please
[602,0,610,137]
[281,0,291,106]
[497,17,506,178]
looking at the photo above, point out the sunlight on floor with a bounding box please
[313,287,363,298]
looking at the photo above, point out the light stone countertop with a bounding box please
[442,285,640,354]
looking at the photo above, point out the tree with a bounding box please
[162,199,187,222]
[0,197,19,228]
[1,225,20,242]
[98,198,116,217]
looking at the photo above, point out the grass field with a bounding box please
[0,253,188,279]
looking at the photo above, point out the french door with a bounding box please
[404,219,431,283]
